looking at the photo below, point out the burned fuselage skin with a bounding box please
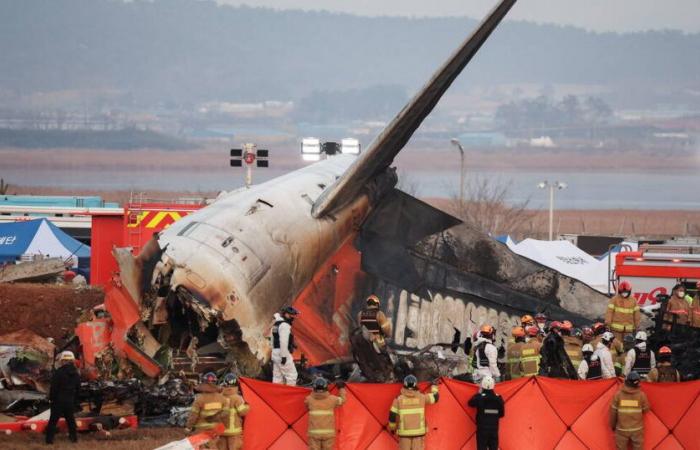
[138,155,370,362]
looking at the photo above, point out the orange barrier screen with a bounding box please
[238,376,700,449]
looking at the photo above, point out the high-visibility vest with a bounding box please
[389,387,437,437]
[221,390,249,437]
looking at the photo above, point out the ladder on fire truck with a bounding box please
[127,191,146,255]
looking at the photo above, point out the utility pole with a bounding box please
[450,138,466,208]
[538,180,567,240]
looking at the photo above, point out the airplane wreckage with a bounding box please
[82,0,612,384]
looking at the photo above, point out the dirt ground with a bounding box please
[1,427,186,450]
[0,283,104,345]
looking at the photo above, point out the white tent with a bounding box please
[506,238,610,293]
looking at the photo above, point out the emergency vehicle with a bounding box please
[615,244,700,306]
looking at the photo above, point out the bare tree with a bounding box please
[447,176,534,238]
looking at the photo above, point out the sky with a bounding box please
[215,0,700,33]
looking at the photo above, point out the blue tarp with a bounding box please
[0,219,89,264]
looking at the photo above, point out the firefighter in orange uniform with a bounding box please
[506,327,526,380]
[662,284,690,332]
[647,346,681,383]
[388,375,440,450]
[691,281,700,329]
[560,320,582,370]
[610,371,649,450]
[358,295,393,353]
[186,372,226,447]
[218,373,249,450]
[605,281,640,343]
[305,377,347,450]
[520,326,542,377]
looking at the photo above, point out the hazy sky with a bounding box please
[216,0,700,33]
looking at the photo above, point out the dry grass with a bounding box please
[1,427,186,450]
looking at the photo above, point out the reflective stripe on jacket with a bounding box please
[305,389,346,437]
[519,341,541,377]
[389,386,438,437]
[221,387,249,436]
[609,385,649,433]
[605,294,640,333]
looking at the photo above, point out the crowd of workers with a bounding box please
[42,280,697,449]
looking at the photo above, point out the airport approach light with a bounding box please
[301,137,362,162]
[230,143,269,188]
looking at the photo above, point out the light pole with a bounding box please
[450,138,465,207]
[537,180,567,240]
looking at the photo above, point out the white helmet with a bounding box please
[635,331,647,341]
[582,344,594,353]
[481,376,495,390]
[602,331,614,342]
[59,351,75,361]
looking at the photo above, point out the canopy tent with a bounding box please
[0,219,89,266]
[505,238,610,293]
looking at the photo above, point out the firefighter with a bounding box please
[560,320,582,370]
[388,375,440,450]
[186,372,226,446]
[521,314,535,328]
[472,325,500,383]
[45,351,81,445]
[305,377,347,450]
[578,344,602,380]
[605,281,640,344]
[662,284,690,332]
[592,323,625,375]
[358,294,393,353]
[520,326,542,377]
[271,306,299,385]
[581,326,594,345]
[691,281,700,329]
[647,346,681,383]
[534,313,547,338]
[218,373,249,450]
[590,322,606,347]
[623,331,655,379]
[468,376,504,450]
[595,332,616,379]
[610,371,649,450]
[506,327,526,380]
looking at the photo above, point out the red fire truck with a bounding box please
[615,245,700,306]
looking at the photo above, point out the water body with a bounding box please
[6,166,700,210]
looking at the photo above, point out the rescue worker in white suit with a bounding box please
[595,331,617,379]
[623,331,656,379]
[270,306,299,385]
[472,324,501,384]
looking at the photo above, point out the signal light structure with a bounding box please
[230,143,269,188]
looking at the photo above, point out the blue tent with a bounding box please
[0,219,90,265]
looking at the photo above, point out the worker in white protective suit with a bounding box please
[623,331,656,379]
[270,306,299,385]
[471,324,501,384]
[595,331,616,379]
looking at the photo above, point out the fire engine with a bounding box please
[615,244,700,306]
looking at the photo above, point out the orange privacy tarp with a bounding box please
[238,377,700,450]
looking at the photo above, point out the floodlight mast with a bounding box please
[538,180,568,240]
